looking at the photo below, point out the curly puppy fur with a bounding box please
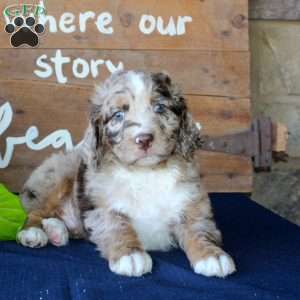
[19,70,236,277]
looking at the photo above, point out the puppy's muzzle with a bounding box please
[135,133,154,151]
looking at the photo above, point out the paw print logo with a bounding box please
[5,16,45,48]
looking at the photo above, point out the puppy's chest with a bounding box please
[94,166,197,250]
[110,167,191,218]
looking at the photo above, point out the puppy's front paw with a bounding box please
[17,227,48,248]
[42,218,69,247]
[193,253,236,278]
[109,251,152,277]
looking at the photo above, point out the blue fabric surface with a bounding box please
[0,194,299,300]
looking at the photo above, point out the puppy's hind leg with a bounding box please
[17,218,69,248]
[17,227,48,248]
[18,178,73,248]
[42,218,69,247]
[18,216,70,248]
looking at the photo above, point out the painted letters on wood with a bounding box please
[0,0,251,192]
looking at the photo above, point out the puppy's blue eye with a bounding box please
[154,103,166,114]
[112,111,125,122]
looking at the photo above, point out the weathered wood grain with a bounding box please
[0,80,251,137]
[250,0,300,20]
[0,49,250,98]
[0,0,248,50]
[0,80,252,192]
[0,150,252,193]
[0,0,252,193]
[272,122,288,153]
[187,96,251,136]
[203,174,252,193]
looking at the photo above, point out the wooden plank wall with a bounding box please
[0,0,251,192]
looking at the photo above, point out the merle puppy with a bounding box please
[18,70,236,277]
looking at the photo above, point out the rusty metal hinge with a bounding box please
[200,117,288,171]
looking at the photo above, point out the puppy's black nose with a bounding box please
[135,133,154,150]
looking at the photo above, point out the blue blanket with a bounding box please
[0,194,299,300]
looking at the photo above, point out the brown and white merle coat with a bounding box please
[18,70,236,277]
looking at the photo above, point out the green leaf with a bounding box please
[0,184,27,240]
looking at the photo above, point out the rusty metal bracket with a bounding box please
[200,117,287,171]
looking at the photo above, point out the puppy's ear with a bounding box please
[87,102,105,168]
[152,71,186,112]
[87,81,112,167]
[176,109,203,160]
[80,84,106,169]
[152,72,203,160]
[151,71,173,98]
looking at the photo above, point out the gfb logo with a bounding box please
[3,1,46,48]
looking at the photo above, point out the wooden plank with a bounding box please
[0,80,251,138]
[0,81,252,193]
[0,49,250,98]
[199,151,252,192]
[272,122,288,153]
[250,0,300,20]
[187,96,251,136]
[0,0,249,51]
[0,151,252,193]
[199,151,251,175]
[203,174,252,193]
